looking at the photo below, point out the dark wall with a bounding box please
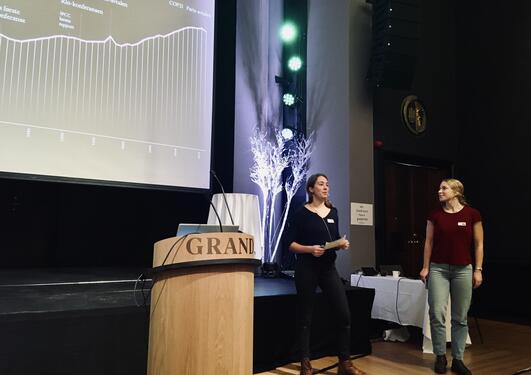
[374,0,531,321]
[372,0,531,321]
[372,0,459,278]
[455,0,531,266]
[0,179,210,267]
[0,0,237,269]
[212,0,237,192]
[453,1,531,321]
[373,0,458,161]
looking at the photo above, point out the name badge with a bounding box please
[327,219,335,223]
[458,222,467,226]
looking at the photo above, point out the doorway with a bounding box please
[375,153,452,278]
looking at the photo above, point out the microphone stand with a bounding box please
[210,170,235,225]
[203,194,224,232]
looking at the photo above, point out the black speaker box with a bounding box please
[367,0,420,90]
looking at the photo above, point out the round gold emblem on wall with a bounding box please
[401,95,427,135]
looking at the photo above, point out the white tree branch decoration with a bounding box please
[250,126,314,263]
[270,132,313,261]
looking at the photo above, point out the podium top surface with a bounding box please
[153,232,259,270]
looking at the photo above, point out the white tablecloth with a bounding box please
[207,193,263,260]
[350,274,471,353]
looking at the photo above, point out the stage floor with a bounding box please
[0,267,374,374]
[0,267,150,316]
[0,267,300,316]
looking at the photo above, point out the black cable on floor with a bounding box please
[395,277,404,325]
[134,234,192,316]
[513,366,531,375]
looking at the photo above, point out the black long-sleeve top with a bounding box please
[286,205,341,264]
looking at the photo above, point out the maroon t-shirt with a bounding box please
[428,206,482,265]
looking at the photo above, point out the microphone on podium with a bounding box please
[210,170,235,226]
[203,194,224,232]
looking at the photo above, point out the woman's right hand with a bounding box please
[309,245,325,257]
[419,267,429,282]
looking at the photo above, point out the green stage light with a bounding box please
[283,93,295,106]
[288,56,302,72]
[280,22,297,43]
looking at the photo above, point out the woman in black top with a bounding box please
[288,174,366,375]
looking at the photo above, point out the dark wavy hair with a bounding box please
[306,173,333,208]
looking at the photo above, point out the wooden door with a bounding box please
[380,159,450,278]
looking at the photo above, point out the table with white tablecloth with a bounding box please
[350,274,471,353]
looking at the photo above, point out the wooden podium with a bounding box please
[147,232,260,375]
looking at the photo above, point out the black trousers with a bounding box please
[295,259,351,360]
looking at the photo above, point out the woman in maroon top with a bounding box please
[420,179,484,375]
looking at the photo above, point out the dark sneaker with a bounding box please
[434,355,447,373]
[451,359,472,375]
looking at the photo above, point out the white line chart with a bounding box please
[0,27,209,150]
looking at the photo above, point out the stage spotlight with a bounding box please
[281,127,294,141]
[280,22,297,43]
[283,93,296,106]
[287,56,302,72]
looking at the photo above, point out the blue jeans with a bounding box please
[427,263,473,360]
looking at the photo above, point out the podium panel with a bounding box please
[147,233,259,375]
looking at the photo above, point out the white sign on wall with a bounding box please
[350,202,373,226]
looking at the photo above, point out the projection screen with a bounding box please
[0,0,215,190]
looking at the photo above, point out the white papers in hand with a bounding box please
[323,235,347,250]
